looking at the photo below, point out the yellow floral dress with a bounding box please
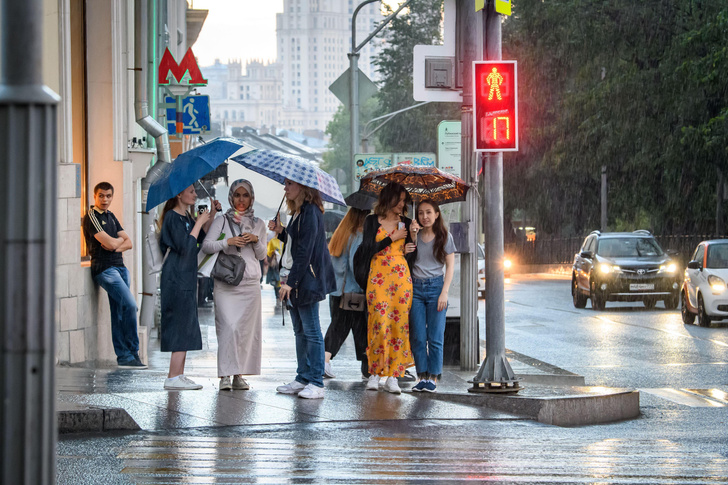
[366,226,414,377]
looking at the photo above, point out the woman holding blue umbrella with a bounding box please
[269,179,336,400]
[159,184,220,390]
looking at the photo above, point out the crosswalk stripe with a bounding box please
[639,388,728,407]
[118,436,728,483]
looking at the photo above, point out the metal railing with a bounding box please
[505,234,728,267]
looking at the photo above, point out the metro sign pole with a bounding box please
[469,1,520,393]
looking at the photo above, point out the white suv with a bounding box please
[682,239,728,326]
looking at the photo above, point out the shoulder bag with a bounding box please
[210,215,246,286]
[340,244,366,312]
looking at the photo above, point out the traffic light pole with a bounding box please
[470,0,519,393]
[456,0,481,371]
[349,0,413,194]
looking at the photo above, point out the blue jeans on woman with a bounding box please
[93,266,139,364]
[410,275,447,378]
[290,301,325,388]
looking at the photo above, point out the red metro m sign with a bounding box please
[473,61,518,152]
[158,47,208,86]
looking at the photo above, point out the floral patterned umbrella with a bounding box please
[357,165,470,204]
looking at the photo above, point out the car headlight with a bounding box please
[659,263,677,274]
[503,259,512,270]
[708,275,726,294]
[599,264,620,274]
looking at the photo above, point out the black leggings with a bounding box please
[326,295,369,376]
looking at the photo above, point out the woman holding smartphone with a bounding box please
[202,179,267,392]
[358,182,417,394]
[409,199,455,393]
[159,184,219,390]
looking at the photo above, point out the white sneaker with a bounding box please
[383,376,401,394]
[298,383,325,399]
[323,361,336,378]
[164,375,202,390]
[219,376,232,390]
[276,380,306,394]
[232,376,250,390]
[366,374,380,391]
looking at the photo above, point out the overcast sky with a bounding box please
[191,0,284,69]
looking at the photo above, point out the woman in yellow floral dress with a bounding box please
[358,182,418,394]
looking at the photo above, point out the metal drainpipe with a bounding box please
[135,0,170,330]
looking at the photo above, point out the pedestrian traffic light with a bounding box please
[473,61,518,152]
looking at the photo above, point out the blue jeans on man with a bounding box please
[289,301,325,388]
[94,266,139,364]
[410,275,447,378]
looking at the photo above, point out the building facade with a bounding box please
[45,0,205,365]
[200,59,283,135]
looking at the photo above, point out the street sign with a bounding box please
[158,47,207,85]
[329,68,379,108]
[473,61,518,152]
[164,95,210,135]
[437,121,462,178]
[495,0,512,16]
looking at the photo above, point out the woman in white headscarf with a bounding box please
[202,179,267,391]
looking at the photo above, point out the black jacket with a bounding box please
[278,202,336,307]
[353,214,417,289]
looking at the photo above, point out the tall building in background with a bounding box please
[276,0,384,134]
[200,1,384,138]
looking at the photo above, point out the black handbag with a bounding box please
[210,215,246,286]
[340,292,366,312]
[340,241,366,312]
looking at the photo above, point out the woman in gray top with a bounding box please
[408,199,455,393]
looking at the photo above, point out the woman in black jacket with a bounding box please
[359,182,418,395]
[269,179,336,399]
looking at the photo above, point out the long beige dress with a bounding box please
[202,214,267,377]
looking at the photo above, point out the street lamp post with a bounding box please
[0,1,59,482]
[349,0,413,193]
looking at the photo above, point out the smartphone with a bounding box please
[198,204,208,213]
[398,222,405,231]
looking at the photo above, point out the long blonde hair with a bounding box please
[286,184,324,214]
[328,208,368,257]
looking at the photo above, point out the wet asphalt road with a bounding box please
[57,275,728,484]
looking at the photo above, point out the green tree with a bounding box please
[502,0,728,236]
[373,0,459,153]
[322,97,380,193]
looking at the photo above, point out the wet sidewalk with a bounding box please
[57,283,639,432]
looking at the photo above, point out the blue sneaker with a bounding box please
[422,381,437,393]
[412,380,427,392]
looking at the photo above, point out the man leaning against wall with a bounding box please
[82,182,146,368]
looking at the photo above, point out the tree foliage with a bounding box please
[373,0,459,153]
[503,0,728,235]
[322,97,380,192]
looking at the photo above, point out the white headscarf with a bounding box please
[227,179,257,231]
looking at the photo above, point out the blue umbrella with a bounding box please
[145,138,255,211]
[230,149,346,206]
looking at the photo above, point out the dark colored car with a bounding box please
[572,230,681,310]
